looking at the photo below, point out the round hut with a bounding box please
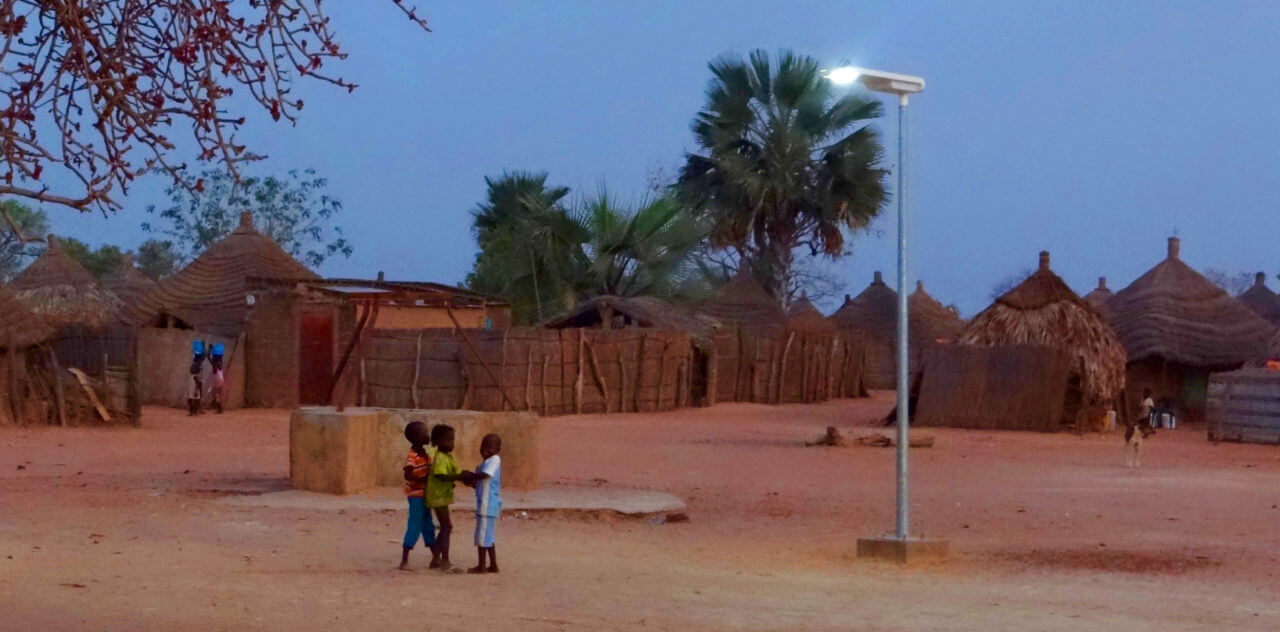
[1083,277,1114,318]
[960,251,1127,415]
[8,235,123,330]
[132,211,318,337]
[910,280,965,346]
[698,270,788,337]
[786,293,835,335]
[1107,238,1276,418]
[829,273,963,389]
[1237,272,1280,328]
[0,285,56,424]
[102,254,159,318]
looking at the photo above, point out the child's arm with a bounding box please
[432,469,472,483]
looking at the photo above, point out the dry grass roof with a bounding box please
[829,272,964,346]
[786,295,835,334]
[1083,276,1114,318]
[1107,238,1276,368]
[960,252,1127,406]
[131,212,317,336]
[544,295,722,346]
[102,254,159,313]
[1238,272,1280,328]
[8,235,123,329]
[0,285,54,348]
[698,270,788,336]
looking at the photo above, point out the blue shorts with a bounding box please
[403,497,438,549]
[474,515,498,548]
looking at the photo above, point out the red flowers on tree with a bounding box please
[0,0,430,220]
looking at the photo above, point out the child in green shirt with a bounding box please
[426,424,473,571]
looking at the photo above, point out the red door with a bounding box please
[298,310,334,405]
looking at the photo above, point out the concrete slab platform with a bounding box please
[219,484,685,516]
[856,536,949,563]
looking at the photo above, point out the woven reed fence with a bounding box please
[362,326,867,415]
[709,328,866,405]
[364,328,694,414]
[1,338,139,427]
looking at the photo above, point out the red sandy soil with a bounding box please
[3,394,1280,631]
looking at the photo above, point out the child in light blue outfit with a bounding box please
[468,433,502,574]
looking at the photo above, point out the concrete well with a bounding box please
[291,407,541,495]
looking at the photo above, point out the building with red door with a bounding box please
[122,213,508,410]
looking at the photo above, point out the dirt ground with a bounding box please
[3,393,1280,631]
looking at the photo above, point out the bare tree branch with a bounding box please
[0,1,430,216]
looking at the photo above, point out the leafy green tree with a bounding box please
[466,174,709,324]
[143,168,352,268]
[679,49,889,301]
[59,237,128,279]
[0,200,49,281]
[136,239,181,280]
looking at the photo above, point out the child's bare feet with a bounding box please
[436,561,452,572]
[428,559,440,569]
[467,565,486,574]
[487,565,499,573]
[398,563,412,571]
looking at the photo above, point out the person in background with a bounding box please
[1139,388,1156,426]
[187,364,203,417]
[208,359,225,414]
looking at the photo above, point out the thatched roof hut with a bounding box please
[101,254,158,313]
[544,295,722,347]
[0,285,54,348]
[698,270,788,337]
[828,272,964,389]
[131,212,317,337]
[1083,277,1114,317]
[910,281,965,344]
[8,235,123,329]
[1108,238,1275,368]
[786,294,835,334]
[960,251,1126,407]
[1238,272,1280,328]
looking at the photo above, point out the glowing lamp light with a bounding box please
[825,66,862,86]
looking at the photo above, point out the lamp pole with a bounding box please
[827,66,924,541]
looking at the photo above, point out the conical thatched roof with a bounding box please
[829,272,963,346]
[1108,238,1276,368]
[131,212,317,336]
[1083,277,1114,317]
[8,235,123,328]
[102,254,158,312]
[699,270,788,336]
[1238,272,1280,328]
[786,294,835,334]
[0,285,53,348]
[960,251,1126,406]
[544,295,722,347]
[910,281,965,344]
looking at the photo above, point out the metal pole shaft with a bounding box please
[895,94,910,540]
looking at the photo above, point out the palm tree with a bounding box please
[466,176,710,324]
[678,49,889,301]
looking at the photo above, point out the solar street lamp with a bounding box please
[827,65,941,558]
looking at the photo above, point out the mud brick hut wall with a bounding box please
[245,292,356,409]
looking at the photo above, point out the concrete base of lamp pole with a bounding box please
[856,536,949,563]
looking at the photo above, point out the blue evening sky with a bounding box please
[50,1,1280,316]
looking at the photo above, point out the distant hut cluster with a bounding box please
[830,272,964,389]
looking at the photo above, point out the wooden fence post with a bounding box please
[524,343,534,411]
[574,329,585,414]
[411,331,422,409]
[634,333,647,412]
[48,347,67,427]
